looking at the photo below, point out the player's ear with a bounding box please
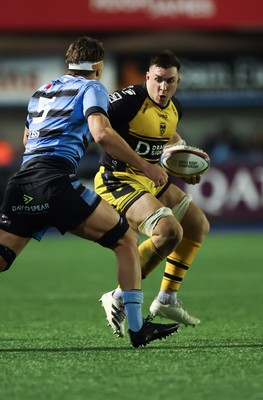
[95,69,103,80]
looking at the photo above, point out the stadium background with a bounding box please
[0,3,262,400]
[0,0,263,229]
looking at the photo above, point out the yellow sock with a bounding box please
[139,238,165,279]
[160,237,201,293]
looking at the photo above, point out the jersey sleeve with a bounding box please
[172,96,183,120]
[83,81,109,119]
[108,86,142,124]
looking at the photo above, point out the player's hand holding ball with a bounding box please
[160,141,210,183]
[181,174,201,185]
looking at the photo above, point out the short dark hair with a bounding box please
[149,50,180,71]
[65,36,104,65]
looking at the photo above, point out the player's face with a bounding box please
[146,65,180,107]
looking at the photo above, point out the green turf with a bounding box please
[0,232,262,400]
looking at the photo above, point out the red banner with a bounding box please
[1,0,263,32]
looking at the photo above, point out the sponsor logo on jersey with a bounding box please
[158,113,168,119]
[28,130,40,139]
[135,140,164,157]
[122,88,136,96]
[109,92,123,103]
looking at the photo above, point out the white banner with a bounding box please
[0,57,116,106]
[0,58,64,105]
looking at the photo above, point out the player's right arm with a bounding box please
[88,112,168,187]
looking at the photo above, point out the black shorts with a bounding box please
[0,158,101,240]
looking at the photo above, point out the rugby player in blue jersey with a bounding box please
[0,36,179,348]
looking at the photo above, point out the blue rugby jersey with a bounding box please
[23,75,109,171]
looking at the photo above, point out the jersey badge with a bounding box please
[160,122,166,135]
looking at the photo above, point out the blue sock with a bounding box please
[122,290,144,332]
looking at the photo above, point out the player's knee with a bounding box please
[139,207,183,252]
[155,216,183,249]
[0,244,16,272]
[138,207,174,237]
[119,227,139,250]
[95,214,130,249]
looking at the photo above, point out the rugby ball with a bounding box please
[160,145,210,177]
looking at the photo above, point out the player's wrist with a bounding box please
[140,159,151,174]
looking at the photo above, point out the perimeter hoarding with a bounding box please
[1,0,263,32]
[176,162,263,225]
[0,161,262,226]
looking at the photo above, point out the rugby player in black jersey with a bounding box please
[96,50,210,337]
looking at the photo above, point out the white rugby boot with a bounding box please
[150,298,200,327]
[99,291,126,337]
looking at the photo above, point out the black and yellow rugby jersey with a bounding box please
[100,82,183,172]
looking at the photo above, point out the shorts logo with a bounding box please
[23,194,33,204]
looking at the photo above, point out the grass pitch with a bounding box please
[0,232,262,400]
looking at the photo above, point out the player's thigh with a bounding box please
[158,183,186,208]
[126,193,165,231]
[70,198,122,241]
[0,229,31,255]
